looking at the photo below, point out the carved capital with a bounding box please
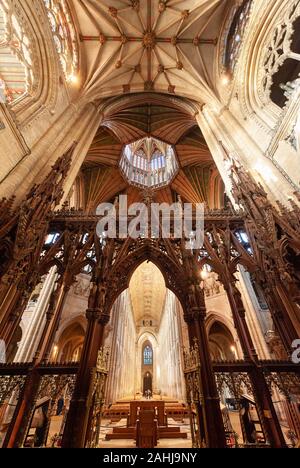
[184,306,206,323]
[86,307,110,325]
[98,311,110,326]
[86,308,102,321]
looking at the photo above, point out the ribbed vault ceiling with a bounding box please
[101,102,196,145]
[129,262,166,325]
[77,94,224,211]
[71,0,229,102]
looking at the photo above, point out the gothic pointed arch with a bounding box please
[104,241,189,318]
[228,0,300,132]
[56,319,86,362]
[208,320,236,360]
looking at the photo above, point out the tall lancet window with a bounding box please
[43,0,78,82]
[0,2,33,103]
[143,345,153,366]
[224,0,253,74]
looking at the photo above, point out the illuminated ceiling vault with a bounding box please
[68,1,229,212]
[129,261,166,325]
[71,0,229,101]
[73,94,225,211]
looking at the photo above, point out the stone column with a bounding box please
[15,268,57,362]
[104,299,118,405]
[237,266,271,359]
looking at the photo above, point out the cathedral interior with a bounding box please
[0,0,300,449]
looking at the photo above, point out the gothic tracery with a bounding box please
[262,0,300,108]
[43,0,78,82]
[0,0,33,103]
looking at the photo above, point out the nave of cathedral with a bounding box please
[0,0,300,449]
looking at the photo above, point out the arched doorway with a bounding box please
[143,372,153,396]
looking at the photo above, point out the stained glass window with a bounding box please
[143,345,153,365]
[43,0,78,82]
[225,0,253,74]
[0,2,33,103]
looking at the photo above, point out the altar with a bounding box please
[128,400,166,427]
[105,399,188,442]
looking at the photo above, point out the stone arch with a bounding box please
[206,318,237,361]
[233,0,300,131]
[55,318,86,362]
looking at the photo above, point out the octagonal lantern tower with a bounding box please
[119,136,179,189]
